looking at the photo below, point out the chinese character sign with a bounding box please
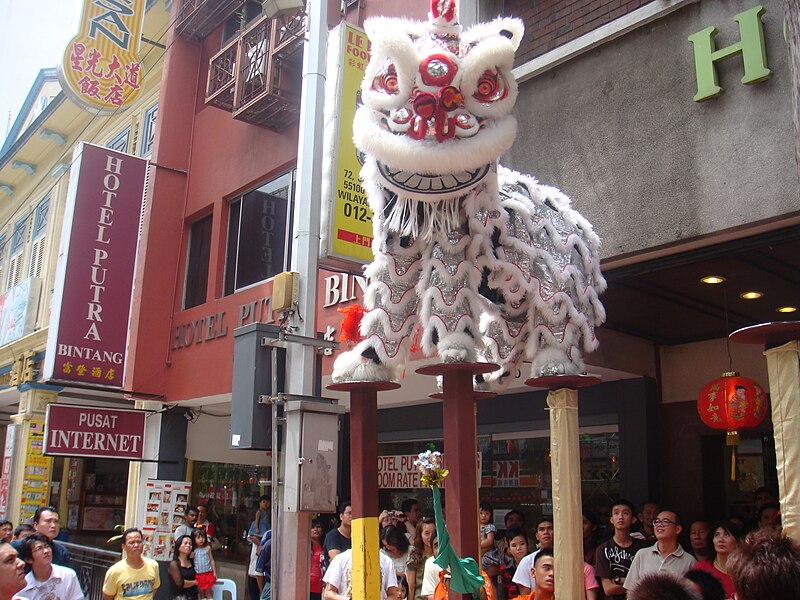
[59,0,147,113]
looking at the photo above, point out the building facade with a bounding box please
[115,0,798,571]
[0,2,788,598]
[0,0,169,543]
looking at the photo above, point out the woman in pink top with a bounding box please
[693,520,743,599]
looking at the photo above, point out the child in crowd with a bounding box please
[191,528,217,599]
[480,501,497,556]
[595,499,648,598]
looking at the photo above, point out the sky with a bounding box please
[0,0,83,146]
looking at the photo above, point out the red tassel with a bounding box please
[338,304,366,343]
[409,326,422,354]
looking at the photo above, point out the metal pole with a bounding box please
[278,0,328,597]
[271,348,281,600]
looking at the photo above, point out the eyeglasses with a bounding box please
[653,518,679,527]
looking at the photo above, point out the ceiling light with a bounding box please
[777,306,797,313]
[740,291,763,300]
[701,275,726,284]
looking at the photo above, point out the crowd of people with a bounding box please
[302,491,800,600]
[2,490,800,600]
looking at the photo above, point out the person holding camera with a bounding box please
[380,509,415,541]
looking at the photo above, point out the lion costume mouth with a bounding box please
[377,161,491,197]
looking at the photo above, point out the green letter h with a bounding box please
[688,5,771,102]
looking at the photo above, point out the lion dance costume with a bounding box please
[333,0,606,388]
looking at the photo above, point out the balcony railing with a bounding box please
[177,0,246,41]
[206,11,305,131]
[62,541,121,600]
[207,37,238,111]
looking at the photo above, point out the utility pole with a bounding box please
[276,0,328,598]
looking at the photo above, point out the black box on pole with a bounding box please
[231,323,285,450]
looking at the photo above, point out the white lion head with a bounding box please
[354,0,524,201]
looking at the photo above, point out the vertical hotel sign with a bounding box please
[58,0,147,113]
[320,23,373,269]
[43,143,147,389]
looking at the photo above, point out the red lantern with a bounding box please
[697,372,768,479]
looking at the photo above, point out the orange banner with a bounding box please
[59,0,147,113]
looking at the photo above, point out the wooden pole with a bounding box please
[328,381,399,599]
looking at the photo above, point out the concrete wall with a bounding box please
[507,0,798,261]
[660,337,769,403]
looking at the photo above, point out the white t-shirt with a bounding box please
[512,549,541,589]
[15,564,84,600]
[420,555,444,596]
[322,549,398,599]
[381,547,410,577]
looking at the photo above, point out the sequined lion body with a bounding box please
[332,2,606,388]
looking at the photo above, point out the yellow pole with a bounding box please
[547,388,583,600]
[350,516,380,600]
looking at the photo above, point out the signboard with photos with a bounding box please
[141,479,192,561]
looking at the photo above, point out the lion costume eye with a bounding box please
[472,69,508,103]
[372,61,400,94]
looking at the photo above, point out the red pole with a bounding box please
[418,363,497,600]
[349,386,379,519]
[441,369,479,600]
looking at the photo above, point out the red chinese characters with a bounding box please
[66,42,141,108]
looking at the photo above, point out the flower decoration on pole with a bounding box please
[415,450,449,487]
[697,372,768,480]
[414,450,484,595]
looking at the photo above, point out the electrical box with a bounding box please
[283,400,347,512]
[231,323,285,450]
[272,271,300,312]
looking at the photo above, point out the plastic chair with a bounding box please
[212,578,237,600]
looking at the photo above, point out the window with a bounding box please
[7,216,28,289]
[224,170,294,295]
[28,197,49,278]
[222,1,263,43]
[107,128,130,153]
[184,215,213,309]
[140,104,158,157]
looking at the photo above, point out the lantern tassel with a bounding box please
[727,430,739,481]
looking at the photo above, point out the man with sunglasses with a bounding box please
[624,511,696,593]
